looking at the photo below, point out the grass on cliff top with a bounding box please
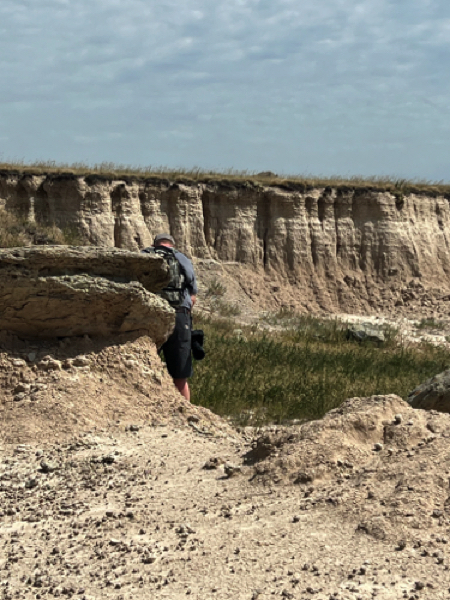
[1,159,449,194]
[190,314,449,425]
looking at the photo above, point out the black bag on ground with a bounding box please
[191,329,205,361]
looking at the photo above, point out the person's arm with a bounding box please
[175,252,198,309]
[189,273,198,310]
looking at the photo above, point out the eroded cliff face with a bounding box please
[1,172,450,312]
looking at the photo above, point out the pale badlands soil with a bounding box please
[1,396,450,600]
[2,268,450,600]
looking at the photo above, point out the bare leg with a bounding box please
[173,378,190,401]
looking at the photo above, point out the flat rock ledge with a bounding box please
[0,246,174,344]
[408,368,450,413]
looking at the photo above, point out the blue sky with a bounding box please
[0,0,449,180]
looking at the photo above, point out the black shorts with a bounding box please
[160,311,193,379]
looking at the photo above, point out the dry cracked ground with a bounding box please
[1,392,450,600]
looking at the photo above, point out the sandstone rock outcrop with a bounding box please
[408,369,450,413]
[0,246,174,344]
[2,172,450,313]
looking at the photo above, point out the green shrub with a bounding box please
[0,209,86,248]
[204,277,227,299]
[210,298,241,317]
[415,317,445,330]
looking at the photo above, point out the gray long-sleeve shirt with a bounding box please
[174,251,198,310]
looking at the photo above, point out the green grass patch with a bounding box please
[415,317,445,330]
[191,315,449,425]
[209,298,242,318]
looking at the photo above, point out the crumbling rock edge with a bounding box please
[0,246,174,344]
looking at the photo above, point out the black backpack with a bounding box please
[142,246,185,307]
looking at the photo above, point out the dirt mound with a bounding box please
[248,395,450,543]
[0,332,231,446]
[2,404,450,599]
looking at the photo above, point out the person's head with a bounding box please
[153,233,175,248]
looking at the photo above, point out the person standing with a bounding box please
[150,233,198,401]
